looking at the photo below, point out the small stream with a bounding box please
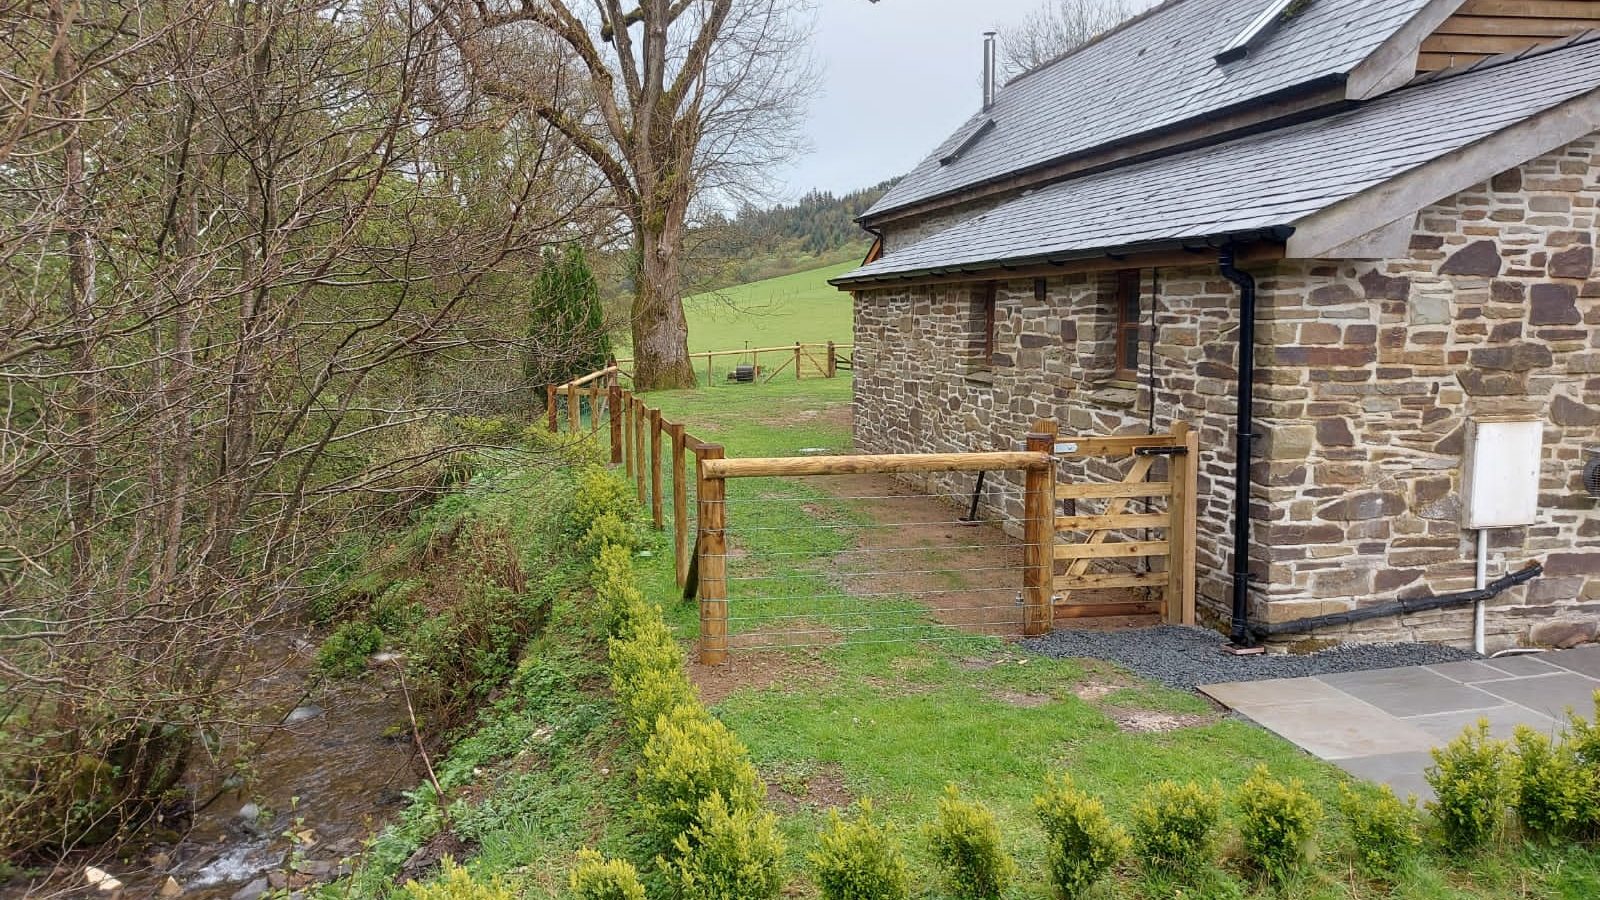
[6,630,421,900]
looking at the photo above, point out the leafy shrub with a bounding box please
[1235,766,1322,884]
[1033,773,1129,899]
[569,849,646,900]
[574,465,635,531]
[811,800,910,900]
[1337,783,1420,873]
[1567,691,1600,768]
[401,857,513,900]
[1129,780,1223,871]
[636,704,764,843]
[1425,720,1513,854]
[370,578,426,632]
[592,543,650,638]
[666,792,786,900]
[924,784,1014,900]
[1511,725,1593,839]
[315,621,383,676]
[582,512,637,558]
[609,615,695,734]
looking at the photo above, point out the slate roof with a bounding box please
[864,0,1438,220]
[834,35,1600,286]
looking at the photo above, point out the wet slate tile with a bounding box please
[1427,660,1520,684]
[1473,672,1600,720]
[1317,667,1500,718]
[1479,654,1563,677]
[1544,645,1600,680]
[1231,692,1435,760]
[1336,751,1436,803]
[1403,704,1559,744]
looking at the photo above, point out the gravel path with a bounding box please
[1020,625,1480,692]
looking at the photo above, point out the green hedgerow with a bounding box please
[1566,691,1600,768]
[401,857,513,900]
[1511,725,1593,839]
[315,620,383,677]
[1235,766,1322,884]
[811,800,910,900]
[1033,773,1129,899]
[569,849,646,900]
[667,792,787,900]
[636,705,764,844]
[1129,780,1223,872]
[609,615,696,735]
[581,512,637,558]
[924,784,1015,900]
[1337,783,1421,874]
[574,465,635,531]
[1425,719,1513,854]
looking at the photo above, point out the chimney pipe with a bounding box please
[983,31,997,111]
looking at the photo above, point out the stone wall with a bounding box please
[852,136,1600,649]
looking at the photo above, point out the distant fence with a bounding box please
[611,341,853,385]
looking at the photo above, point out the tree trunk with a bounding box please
[630,219,697,390]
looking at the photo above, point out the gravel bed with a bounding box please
[1020,625,1480,692]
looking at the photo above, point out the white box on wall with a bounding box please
[1460,419,1543,529]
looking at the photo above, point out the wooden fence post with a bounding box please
[622,393,634,478]
[567,383,579,433]
[1168,422,1199,626]
[670,424,689,587]
[794,342,802,380]
[590,383,601,433]
[546,385,558,433]
[826,341,837,378]
[634,398,646,503]
[697,444,728,665]
[649,409,664,529]
[1023,422,1058,637]
[609,384,623,465]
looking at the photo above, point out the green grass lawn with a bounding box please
[679,260,856,352]
[624,376,1600,900]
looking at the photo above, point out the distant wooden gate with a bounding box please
[1053,423,1197,626]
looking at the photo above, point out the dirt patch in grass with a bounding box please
[687,647,836,706]
[1106,708,1218,733]
[1072,681,1124,702]
[993,690,1054,708]
[765,764,852,812]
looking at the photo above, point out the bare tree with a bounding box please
[0,0,607,860]
[430,0,816,390]
[1001,0,1135,79]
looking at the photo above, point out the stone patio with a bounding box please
[1200,645,1600,800]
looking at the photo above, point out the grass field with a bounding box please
[679,260,857,351]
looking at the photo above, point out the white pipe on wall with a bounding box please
[1473,528,1488,655]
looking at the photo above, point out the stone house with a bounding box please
[832,0,1600,650]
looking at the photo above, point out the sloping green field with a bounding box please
[680,260,857,351]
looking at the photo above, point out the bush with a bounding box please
[1033,773,1129,899]
[1235,766,1321,884]
[1425,719,1513,854]
[1129,780,1222,872]
[1511,725,1593,839]
[582,512,637,558]
[924,785,1014,900]
[401,857,513,900]
[811,800,910,900]
[574,465,635,531]
[609,616,696,735]
[636,704,764,844]
[593,544,650,638]
[569,849,646,900]
[315,621,383,676]
[1567,691,1600,768]
[1337,783,1420,874]
[666,792,787,900]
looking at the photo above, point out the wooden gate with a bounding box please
[1052,423,1198,626]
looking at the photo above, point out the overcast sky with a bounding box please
[778,0,1156,199]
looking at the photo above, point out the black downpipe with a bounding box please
[1218,248,1256,647]
[1249,562,1544,640]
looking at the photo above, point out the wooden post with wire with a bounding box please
[649,408,664,529]
[697,444,728,666]
[1167,421,1199,625]
[546,385,558,433]
[609,384,623,465]
[794,342,802,380]
[590,383,602,433]
[634,398,646,503]
[567,383,579,433]
[826,342,837,378]
[669,423,688,587]
[1023,422,1058,637]
[621,392,633,478]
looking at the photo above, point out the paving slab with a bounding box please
[1201,647,1600,797]
[1317,666,1501,718]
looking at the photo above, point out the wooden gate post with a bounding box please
[546,385,558,433]
[669,423,688,587]
[634,398,647,503]
[567,383,580,433]
[609,384,623,465]
[1167,422,1199,625]
[697,444,728,666]
[826,341,837,378]
[649,409,664,529]
[794,342,802,380]
[1023,422,1058,637]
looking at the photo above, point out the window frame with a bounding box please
[1113,269,1141,382]
[973,282,998,370]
